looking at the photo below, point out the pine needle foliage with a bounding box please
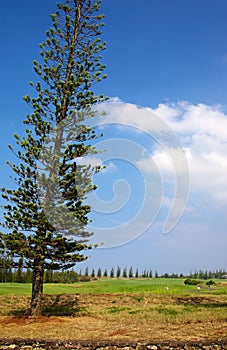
[0,0,107,316]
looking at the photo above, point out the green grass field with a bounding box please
[0,278,226,295]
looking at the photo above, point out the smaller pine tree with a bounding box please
[14,258,24,283]
[97,268,102,278]
[116,266,121,278]
[129,266,133,278]
[110,268,114,278]
[122,267,127,278]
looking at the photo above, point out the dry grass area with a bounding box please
[0,293,227,341]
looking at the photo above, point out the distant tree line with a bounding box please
[80,267,227,280]
[1,256,227,283]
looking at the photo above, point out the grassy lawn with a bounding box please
[1,278,226,295]
[0,278,227,341]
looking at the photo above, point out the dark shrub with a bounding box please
[206,280,216,287]
[184,278,202,285]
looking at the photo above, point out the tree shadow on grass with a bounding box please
[42,294,80,316]
[11,294,82,317]
[176,296,227,308]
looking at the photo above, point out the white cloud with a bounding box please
[76,156,102,168]
[102,161,118,173]
[100,99,227,204]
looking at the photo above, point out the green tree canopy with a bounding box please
[0,0,107,317]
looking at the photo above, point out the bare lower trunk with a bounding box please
[30,263,44,317]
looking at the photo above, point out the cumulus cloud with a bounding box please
[99,98,227,204]
[102,161,118,173]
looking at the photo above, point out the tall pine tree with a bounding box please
[0,0,107,316]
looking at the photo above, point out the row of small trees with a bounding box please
[1,256,226,283]
[81,267,227,280]
[83,266,154,279]
[0,259,152,282]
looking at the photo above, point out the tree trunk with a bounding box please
[30,262,44,317]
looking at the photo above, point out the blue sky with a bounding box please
[1,0,227,275]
